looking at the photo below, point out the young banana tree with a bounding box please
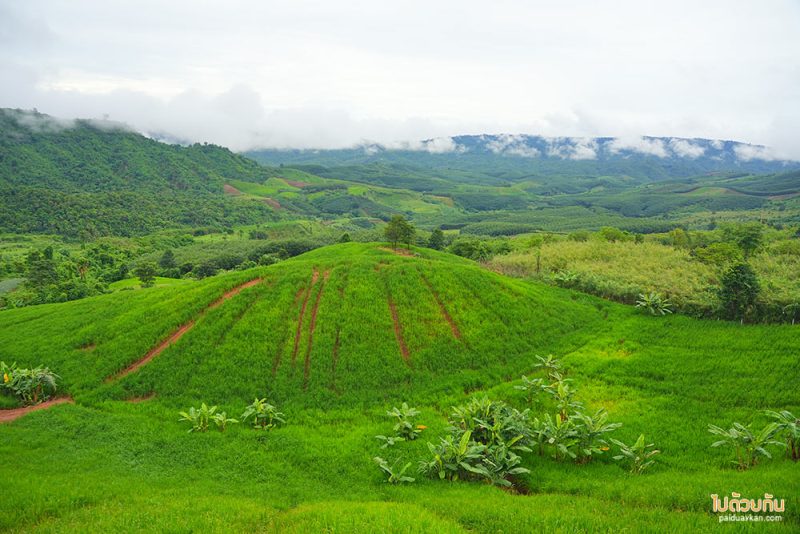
[708,421,783,469]
[387,402,422,440]
[241,398,285,430]
[179,403,217,433]
[572,409,623,463]
[610,434,660,474]
[764,410,799,461]
[374,457,415,484]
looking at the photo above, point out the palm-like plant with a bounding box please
[375,434,406,449]
[179,403,217,433]
[610,434,660,474]
[1,361,59,405]
[533,354,563,374]
[374,457,415,484]
[418,430,486,481]
[387,402,422,440]
[548,380,582,422]
[708,422,783,469]
[241,398,285,430]
[764,410,800,461]
[541,413,578,461]
[514,375,549,407]
[572,409,622,463]
[635,292,673,316]
[212,412,238,432]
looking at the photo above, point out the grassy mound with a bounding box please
[0,243,798,532]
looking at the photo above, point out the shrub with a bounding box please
[764,410,800,461]
[1,361,59,405]
[420,398,532,487]
[212,412,238,432]
[635,292,673,316]
[386,402,423,441]
[610,434,660,474]
[374,457,415,484]
[708,422,783,469]
[179,403,217,433]
[571,409,622,464]
[241,398,285,430]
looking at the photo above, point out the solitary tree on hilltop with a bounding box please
[385,215,415,250]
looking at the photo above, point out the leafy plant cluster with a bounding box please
[179,397,285,433]
[0,360,59,405]
[709,409,799,469]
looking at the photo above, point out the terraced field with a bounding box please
[1,243,798,532]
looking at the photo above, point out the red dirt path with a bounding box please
[303,271,329,388]
[107,278,263,381]
[387,293,410,363]
[291,270,319,366]
[223,184,243,196]
[419,272,462,340]
[0,397,74,423]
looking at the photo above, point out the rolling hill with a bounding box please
[0,243,798,531]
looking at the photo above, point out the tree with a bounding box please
[385,215,415,250]
[722,223,764,259]
[719,262,760,321]
[134,262,158,288]
[428,228,445,250]
[339,233,352,243]
[159,249,176,269]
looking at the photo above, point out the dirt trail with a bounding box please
[223,184,243,196]
[419,272,462,340]
[387,293,410,363]
[126,393,155,403]
[303,271,329,389]
[291,269,319,366]
[0,397,74,423]
[107,278,262,381]
[379,246,416,257]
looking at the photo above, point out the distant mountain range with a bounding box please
[246,134,799,182]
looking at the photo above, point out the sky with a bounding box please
[1,0,799,156]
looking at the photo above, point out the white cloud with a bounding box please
[668,138,705,158]
[607,136,669,158]
[486,134,540,157]
[548,137,598,160]
[0,1,798,156]
[420,137,465,154]
[733,144,779,162]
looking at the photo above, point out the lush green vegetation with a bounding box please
[1,243,797,531]
[490,225,800,323]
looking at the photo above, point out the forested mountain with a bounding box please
[0,109,279,238]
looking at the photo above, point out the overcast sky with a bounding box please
[1,1,799,156]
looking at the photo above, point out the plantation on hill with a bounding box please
[1,243,798,531]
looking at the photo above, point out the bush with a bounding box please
[1,361,59,405]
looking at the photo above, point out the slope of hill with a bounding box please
[0,243,797,531]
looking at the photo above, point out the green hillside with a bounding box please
[1,243,797,531]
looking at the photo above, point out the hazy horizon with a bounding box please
[2,1,798,157]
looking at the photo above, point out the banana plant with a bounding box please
[475,442,531,487]
[386,402,422,440]
[708,422,783,469]
[374,457,415,484]
[533,354,563,374]
[179,403,217,433]
[765,410,800,461]
[635,292,673,316]
[548,379,583,422]
[514,375,549,407]
[1,361,59,405]
[542,413,578,460]
[572,409,622,463]
[610,434,660,474]
[212,412,238,432]
[418,430,486,481]
[241,398,285,430]
[375,434,406,449]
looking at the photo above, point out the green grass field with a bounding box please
[1,243,798,532]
